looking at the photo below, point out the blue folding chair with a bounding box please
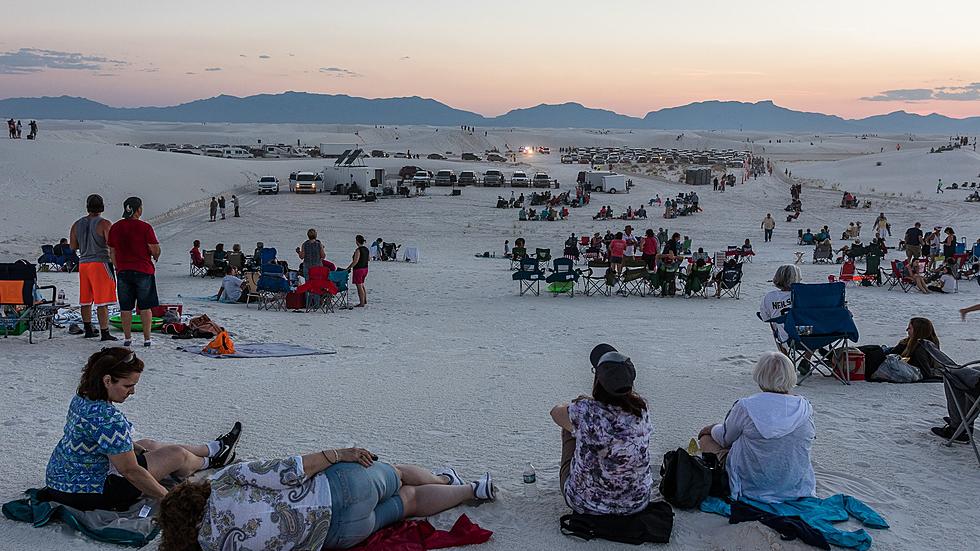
[260,247,278,266]
[513,257,546,296]
[780,282,860,385]
[256,263,291,311]
[328,270,350,310]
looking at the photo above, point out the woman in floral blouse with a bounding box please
[550,343,653,515]
[158,447,496,550]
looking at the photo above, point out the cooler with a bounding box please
[832,348,866,381]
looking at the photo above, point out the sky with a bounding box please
[2,0,980,119]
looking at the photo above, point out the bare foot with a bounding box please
[962,309,969,321]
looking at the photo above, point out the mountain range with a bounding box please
[2,92,980,133]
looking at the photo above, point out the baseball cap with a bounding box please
[589,343,636,396]
[86,194,104,214]
[122,197,142,219]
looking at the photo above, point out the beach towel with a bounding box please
[351,514,492,550]
[179,343,335,358]
[700,494,887,551]
[177,293,239,304]
[2,489,158,547]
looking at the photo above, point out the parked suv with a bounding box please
[293,171,321,193]
[434,169,456,186]
[458,170,478,186]
[483,170,504,187]
[532,172,552,188]
[510,171,530,187]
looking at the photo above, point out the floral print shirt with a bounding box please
[198,456,333,551]
[565,398,653,515]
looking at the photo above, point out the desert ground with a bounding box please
[1,121,978,550]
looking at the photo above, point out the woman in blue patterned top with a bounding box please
[42,347,242,511]
[550,343,653,515]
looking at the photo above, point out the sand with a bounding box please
[1,122,978,551]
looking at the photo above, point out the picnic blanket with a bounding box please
[3,488,158,547]
[179,343,335,358]
[351,514,492,550]
[177,293,239,304]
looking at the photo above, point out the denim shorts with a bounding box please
[322,462,404,549]
[116,271,160,311]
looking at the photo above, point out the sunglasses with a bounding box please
[102,348,136,370]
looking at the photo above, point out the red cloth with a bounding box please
[351,514,492,551]
[107,219,159,274]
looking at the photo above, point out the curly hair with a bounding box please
[77,347,144,401]
[158,480,211,551]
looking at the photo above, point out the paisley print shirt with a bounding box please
[564,399,653,515]
[198,456,333,551]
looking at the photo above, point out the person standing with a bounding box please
[69,194,117,341]
[29,120,38,140]
[16,120,22,138]
[231,194,240,217]
[346,235,370,308]
[296,228,325,279]
[209,197,217,222]
[218,196,226,220]
[107,197,160,348]
[904,222,923,260]
[874,213,889,240]
[942,227,957,262]
[761,213,775,243]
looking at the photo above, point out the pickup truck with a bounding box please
[458,171,478,186]
[532,172,552,188]
[434,169,456,186]
[412,170,432,187]
[257,176,280,194]
[483,170,504,187]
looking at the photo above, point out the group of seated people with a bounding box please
[37,238,79,271]
[495,193,525,208]
[520,205,569,221]
[663,193,700,218]
[840,191,860,208]
[966,190,980,202]
[896,258,959,294]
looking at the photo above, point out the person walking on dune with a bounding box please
[937,179,943,194]
[70,194,117,341]
[209,197,217,222]
[107,197,161,348]
[231,194,240,217]
[218,196,226,220]
[761,213,775,243]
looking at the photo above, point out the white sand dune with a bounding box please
[1,123,978,551]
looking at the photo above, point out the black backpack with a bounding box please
[560,501,674,545]
[659,448,728,509]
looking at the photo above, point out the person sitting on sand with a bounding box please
[158,449,495,551]
[862,317,942,381]
[215,265,247,303]
[550,344,652,515]
[759,265,801,353]
[42,348,241,511]
[927,265,957,294]
[697,351,816,503]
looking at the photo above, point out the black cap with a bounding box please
[86,194,104,214]
[590,344,636,396]
[122,197,142,219]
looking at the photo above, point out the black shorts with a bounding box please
[40,453,147,511]
[116,271,160,311]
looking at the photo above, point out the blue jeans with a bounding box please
[322,462,404,549]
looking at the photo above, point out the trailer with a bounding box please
[584,171,627,194]
[319,143,358,159]
[322,166,386,195]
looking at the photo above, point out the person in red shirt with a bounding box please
[640,229,660,270]
[107,197,161,347]
[608,232,627,277]
[190,240,205,267]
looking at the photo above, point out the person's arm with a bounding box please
[347,248,360,271]
[146,226,161,262]
[108,451,167,499]
[709,401,746,448]
[296,246,305,260]
[550,404,573,432]
[69,223,79,252]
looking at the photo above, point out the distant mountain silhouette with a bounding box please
[2,92,980,132]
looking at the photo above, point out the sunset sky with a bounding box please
[2,0,979,119]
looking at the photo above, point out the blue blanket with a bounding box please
[177,294,239,304]
[701,494,888,551]
[179,343,335,358]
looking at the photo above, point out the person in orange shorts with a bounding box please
[69,194,118,340]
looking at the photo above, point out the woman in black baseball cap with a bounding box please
[550,344,653,515]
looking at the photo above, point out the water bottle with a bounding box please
[522,462,537,497]
[57,289,66,305]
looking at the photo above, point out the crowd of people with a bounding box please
[7,118,38,139]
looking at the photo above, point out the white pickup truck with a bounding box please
[257,176,280,194]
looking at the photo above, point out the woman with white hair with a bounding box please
[760,264,802,352]
[697,352,816,503]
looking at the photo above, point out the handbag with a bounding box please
[870,354,922,383]
[560,501,674,544]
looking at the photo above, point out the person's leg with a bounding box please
[96,306,110,331]
[120,310,133,341]
[393,464,449,486]
[698,425,728,458]
[960,303,980,320]
[143,444,206,479]
[81,304,93,325]
[399,483,475,518]
[139,309,152,341]
[357,283,367,306]
[137,438,210,458]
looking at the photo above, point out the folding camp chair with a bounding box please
[509,247,527,271]
[0,261,56,343]
[328,270,350,310]
[513,257,546,296]
[835,260,859,284]
[546,258,579,297]
[581,260,612,297]
[713,251,727,267]
[294,266,336,312]
[260,247,278,265]
[226,252,246,272]
[619,258,648,297]
[716,261,743,299]
[861,254,882,286]
[885,259,914,292]
[243,272,261,307]
[256,264,291,311]
[650,258,682,297]
[681,263,712,297]
[780,282,860,385]
[919,341,980,466]
[813,242,833,264]
[203,250,218,278]
[535,248,552,263]
[189,252,208,277]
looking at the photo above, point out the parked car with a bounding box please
[427,153,447,160]
[399,165,421,180]
[434,169,456,186]
[370,150,389,158]
[458,170,478,186]
[393,152,409,159]
[483,169,504,187]
[532,172,552,188]
[257,176,280,194]
[511,171,530,187]
[461,153,482,161]
[293,171,321,193]
[412,170,432,186]
[486,152,507,162]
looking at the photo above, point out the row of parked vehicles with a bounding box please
[561,146,747,168]
[257,172,323,194]
[399,167,555,188]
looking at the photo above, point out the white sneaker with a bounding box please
[471,472,495,501]
[432,466,465,486]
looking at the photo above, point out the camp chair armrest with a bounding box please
[36,284,57,302]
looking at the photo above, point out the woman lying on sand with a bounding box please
[42,347,241,511]
[158,450,495,550]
